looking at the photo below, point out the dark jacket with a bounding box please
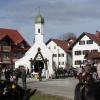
[21,69,27,82]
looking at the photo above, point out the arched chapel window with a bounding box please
[38,28,40,33]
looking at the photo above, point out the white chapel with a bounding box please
[15,14,54,77]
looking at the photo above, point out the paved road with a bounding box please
[19,78,78,99]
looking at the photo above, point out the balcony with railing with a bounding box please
[0,46,11,52]
[2,46,11,52]
[12,47,29,51]
[2,57,11,63]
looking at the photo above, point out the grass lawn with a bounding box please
[30,91,68,100]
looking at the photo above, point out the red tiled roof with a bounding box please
[85,32,100,45]
[46,39,71,52]
[0,33,6,40]
[85,52,100,59]
[0,28,28,45]
[69,31,100,49]
[53,39,69,52]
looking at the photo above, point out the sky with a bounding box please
[0,0,100,45]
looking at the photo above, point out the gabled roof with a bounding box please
[69,32,100,49]
[46,39,70,52]
[85,32,100,45]
[33,48,45,62]
[0,28,30,46]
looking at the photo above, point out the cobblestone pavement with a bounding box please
[19,77,78,99]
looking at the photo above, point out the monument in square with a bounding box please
[15,13,54,79]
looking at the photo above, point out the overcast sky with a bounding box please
[0,0,100,45]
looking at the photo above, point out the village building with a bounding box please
[0,28,30,69]
[14,13,78,78]
[70,31,100,68]
[46,38,76,70]
[15,14,54,78]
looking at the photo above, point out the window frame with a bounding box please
[79,40,85,45]
[87,40,93,44]
[75,51,81,55]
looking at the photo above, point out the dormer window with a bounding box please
[87,40,93,44]
[79,41,85,45]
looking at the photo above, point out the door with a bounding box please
[34,60,44,73]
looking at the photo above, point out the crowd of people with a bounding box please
[76,63,100,84]
[74,63,100,100]
[0,63,100,86]
[0,66,28,89]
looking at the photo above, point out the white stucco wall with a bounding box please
[15,42,54,76]
[35,23,44,42]
[73,35,100,68]
[47,41,67,69]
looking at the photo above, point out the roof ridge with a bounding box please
[0,28,17,31]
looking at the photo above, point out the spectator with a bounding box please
[0,66,2,79]
[97,63,100,80]
[12,69,20,84]
[21,68,27,89]
[26,68,30,77]
[81,64,93,84]
[5,68,11,81]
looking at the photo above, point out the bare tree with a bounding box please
[59,32,77,41]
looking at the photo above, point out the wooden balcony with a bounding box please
[2,57,11,63]
[2,46,11,52]
[0,46,11,52]
[3,61,11,63]
[12,47,29,51]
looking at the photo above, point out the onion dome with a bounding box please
[35,14,44,24]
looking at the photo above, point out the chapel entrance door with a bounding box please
[34,60,44,73]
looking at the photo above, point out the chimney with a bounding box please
[96,31,100,38]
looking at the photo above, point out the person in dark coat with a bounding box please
[0,67,2,79]
[26,68,30,77]
[21,68,27,89]
[5,68,11,81]
[12,68,20,84]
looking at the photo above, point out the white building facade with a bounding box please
[72,32,100,68]
[15,14,54,77]
[46,39,73,70]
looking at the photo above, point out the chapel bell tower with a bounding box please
[35,14,44,43]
